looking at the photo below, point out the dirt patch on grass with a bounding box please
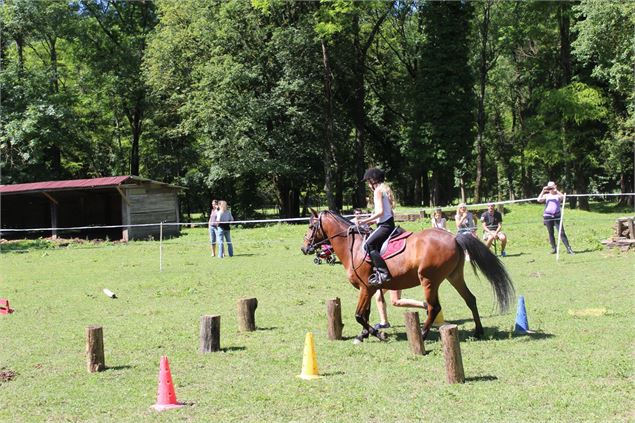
[0,369,17,383]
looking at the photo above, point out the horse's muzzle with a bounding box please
[301,246,314,255]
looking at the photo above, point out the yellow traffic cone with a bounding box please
[432,309,445,327]
[297,332,321,380]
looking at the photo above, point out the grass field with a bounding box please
[0,204,633,422]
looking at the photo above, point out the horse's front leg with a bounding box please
[353,287,383,344]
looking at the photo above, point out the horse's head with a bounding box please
[301,209,327,255]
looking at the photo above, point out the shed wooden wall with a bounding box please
[122,185,180,240]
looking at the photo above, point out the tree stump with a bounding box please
[86,325,105,373]
[404,311,425,355]
[326,298,344,340]
[199,315,221,353]
[440,324,465,384]
[237,298,258,332]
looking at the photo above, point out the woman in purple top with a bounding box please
[537,182,574,254]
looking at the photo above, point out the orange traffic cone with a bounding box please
[152,356,184,411]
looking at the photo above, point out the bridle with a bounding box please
[304,211,347,253]
[304,211,369,280]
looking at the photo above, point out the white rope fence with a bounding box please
[1,192,633,269]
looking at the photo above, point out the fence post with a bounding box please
[199,315,221,353]
[237,298,258,332]
[440,324,465,384]
[86,325,105,373]
[326,298,344,340]
[404,311,425,355]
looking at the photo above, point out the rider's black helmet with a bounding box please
[362,168,385,183]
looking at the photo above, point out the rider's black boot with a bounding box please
[368,250,392,287]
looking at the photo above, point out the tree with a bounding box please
[572,0,635,206]
[78,0,158,176]
[415,1,475,206]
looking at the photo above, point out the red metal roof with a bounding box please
[0,176,180,195]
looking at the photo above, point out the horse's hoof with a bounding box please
[352,338,363,345]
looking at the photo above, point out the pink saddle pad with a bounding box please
[364,231,413,262]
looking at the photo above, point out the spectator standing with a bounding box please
[207,199,219,257]
[216,200,234,258]
[480,203,507,256]
[537,182,574,255]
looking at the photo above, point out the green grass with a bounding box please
[0,204,633,422]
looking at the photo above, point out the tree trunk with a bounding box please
[48,36,62,178]
[129,105,143,176]
[574,169,589,211]
[474,0,492,203]
[321,39,338,211]
[413,168,422,206]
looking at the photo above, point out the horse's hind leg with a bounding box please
[448,266,484,339]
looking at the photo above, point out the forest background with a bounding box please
[1,0,633,219]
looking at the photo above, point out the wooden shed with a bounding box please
[0,176,182,241]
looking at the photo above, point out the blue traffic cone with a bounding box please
[514,296,530,334]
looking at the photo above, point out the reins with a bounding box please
[307,211,369,285]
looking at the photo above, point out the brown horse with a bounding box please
[301,210,515,343]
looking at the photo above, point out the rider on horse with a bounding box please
[355,168,395,287]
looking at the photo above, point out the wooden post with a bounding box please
[159,221,163,272]
[237,298,258,332]
[439,324,465,384]
[404,311,425,355]
[326,298,344,340]
[199,315,221,353]
[86,325,105,373]
[627,218,634,240]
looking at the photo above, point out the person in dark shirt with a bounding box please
[480,203,507,257]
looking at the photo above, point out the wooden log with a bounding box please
[326,298,344,340]
[237,298,258,332]
[86,325,105,373]
[439,324,465,384]
[199,315,221,353]
[404,311,425,355]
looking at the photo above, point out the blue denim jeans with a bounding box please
[216,227,233,257]
[208,226,216,245]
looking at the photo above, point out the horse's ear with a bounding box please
[309,208,318,217]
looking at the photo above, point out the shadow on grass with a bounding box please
[221,346,246,352]
[465,375,498,382]
[106,365,133,371]
[256,326,278,331]
[0,239,55,252]
[568,248,597,255]
[321,371,346,377]
[389,324,555,343]
[587,202,634,214]
[500,252,524,257]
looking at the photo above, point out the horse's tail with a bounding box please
[455,233,515,313]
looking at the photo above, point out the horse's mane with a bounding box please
[325,210,353,226]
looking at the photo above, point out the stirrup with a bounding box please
[368,272,383,287]
[368,271,390,287]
